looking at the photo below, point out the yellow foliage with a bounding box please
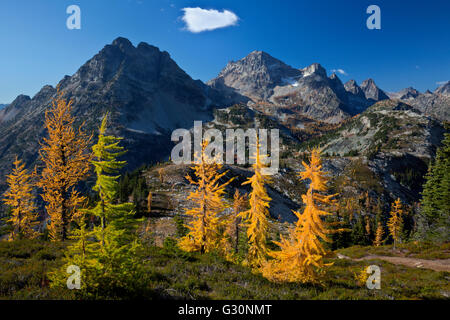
[354,267,369,287]
[387,198,403,249]
[374,222,384,247]
[158,168,165,184]
[365,216,371,236]
[179,141,233,253]
[147,192,152,214]
[262,148,340,283]
[240,137,272,268]
[38,89,92,241]
[3,157,39,240]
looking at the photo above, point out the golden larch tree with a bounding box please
[147,191,152,214]
[387,198,403,250]
[263,148,341,283]
[38,89,91,241]
[3,157,39,240]
[179,141,233,253]
[365,216,372,236]
[240,137,272,268]
[374,222,384,247]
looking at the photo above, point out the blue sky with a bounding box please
[0,0,449,103]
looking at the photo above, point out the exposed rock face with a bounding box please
[435,81,450,96]
[406,93,450,122]
[319,100,444,202]
[344,79,373,114]
[388,87,421,100]
[209,52,391,123]
[269,65,351,123]
[0,37,240,191]
[0,95,31,123]
[207,50,303,101]
[387,83,450,122]
[360,78,390,101]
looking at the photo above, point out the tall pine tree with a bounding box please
[419,130,450,241]
[50,114,144,298]
[86,113,135,248]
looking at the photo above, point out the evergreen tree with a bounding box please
[223,190,247,260]
[50,114,145,298]
[3,157,39,240]
[86,113,135,247]
[38,89,91,241]
[419,130,450,241]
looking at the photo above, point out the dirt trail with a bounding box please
[336,253,450,272]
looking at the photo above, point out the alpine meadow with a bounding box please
[0,0,449,303]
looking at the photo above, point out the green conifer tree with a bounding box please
[419,129,450,241]
[50,114,145,298]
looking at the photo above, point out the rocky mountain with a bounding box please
[0,37,446,206]
[207,50,303,101]
[387,83,450,122]
[209,51,389,123]
[344,79,376,114]
[360,78,390,101]
[0,104,7,110]
[435,81,450,96]
[0,37,241,191]
[388,87,421,100]
[316,100,444,202]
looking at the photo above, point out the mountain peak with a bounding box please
[435,81,450,96]
[360,78,389,101]
[210,50,302,100]
[238,50,288,68]
[248,50,267,56]
[344,79,362,94]
[111,37,134,49]
[301,63,326,78]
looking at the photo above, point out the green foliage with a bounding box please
[344,149,359,157]
[418,129,450,242]
[331,216,352,250]
[351,216,371,246]
[174,214,188,238]
[49,114,145,299]
[118,169,149,215]
[1,239,448,300]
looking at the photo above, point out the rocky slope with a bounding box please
[0,38,446,208]
[0,37,242,191]
[388,82,450,122]
[314,100,445,202]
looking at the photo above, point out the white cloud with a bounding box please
[331,69,348,76]
[436,80,449,85]
[181,7,239,33]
